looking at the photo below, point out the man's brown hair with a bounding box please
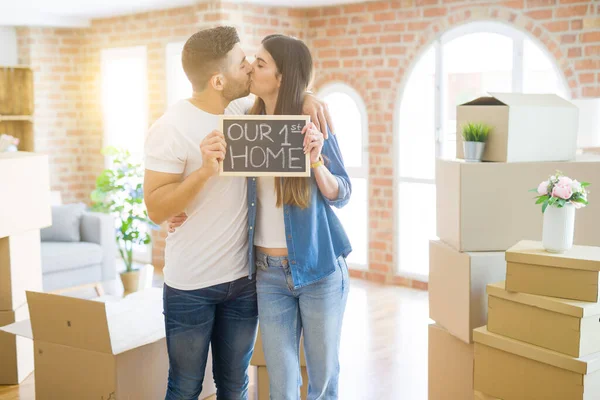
[182,26,240,91]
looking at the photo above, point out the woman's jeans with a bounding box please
[255,251,349,400]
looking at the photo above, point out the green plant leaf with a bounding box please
[542,199,549,213]
[535,195,549,204]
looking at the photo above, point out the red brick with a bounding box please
[424,7,448,17]
[556,5,589,18]
[340,48,359,57]
[322,60,340,68]
[543,21,569,32]
[526,0,557,7]
[330,17,349,25]
[380,34,402,44]
[308,19,326,28]
[366,272,387,284]
[503,0,525,8]
[583,87,600,97]
[343,3,365,13]
[582,32,600,43]
[323,7,342,16]
[572,19,584,29]
[367,2,390,11]
[357,36,378,45]
[585,45,600,56]
[374,12,396,22]
[351,15,370,23]
[416,0,439,5]
[526,9,553,19]
[568,47,582,57]
[370,263,390,273]
[384,23,406,31]
[412,280,428,291]
[408,21,430,30]
[361,24,382,34]
[580,73,595,84]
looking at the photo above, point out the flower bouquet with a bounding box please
[531,171,590,253]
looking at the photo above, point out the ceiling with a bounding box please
[0,0,370,27]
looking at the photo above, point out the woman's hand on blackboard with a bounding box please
[302,94,334,139]
[302,122,324,164]
[200,130,227,176]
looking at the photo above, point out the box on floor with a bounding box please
[436,155,600,252]
[474,326,600,400]
[455,93,578,163]
[428,323,474,400]
[252,328,308,400]
[0,229,43,311]
[0,302,33,384]
[0,152,51,238]
[429,240,505,343]
[487,281,600,358]
[506,240,600,302]
[1,288,173,400]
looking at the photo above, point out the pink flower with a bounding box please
[537,181,549,195]
[552,184,573,200]
[558,176,573,186]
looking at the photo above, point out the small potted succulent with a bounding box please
[531,171,590,253]
[461,122,491,162]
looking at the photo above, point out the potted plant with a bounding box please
[531,171,590,253]
[461,122,491,162]
[90,146,156,292]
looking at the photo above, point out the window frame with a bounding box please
[318,82,370,270]
[100,45,151,265]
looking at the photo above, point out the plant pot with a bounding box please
[120,270,141,293]
[542,203,575,253]
[463,141,486,162]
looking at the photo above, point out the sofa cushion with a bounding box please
[41,241,104,274]
[40,203,86,242]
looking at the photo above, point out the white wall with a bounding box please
[572,99,600,149]
[0,26,18,65]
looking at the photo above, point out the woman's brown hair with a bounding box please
[250,34,314,209]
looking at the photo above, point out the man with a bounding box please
[144,26,332,400]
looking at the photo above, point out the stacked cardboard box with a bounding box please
[0,152,50,384]
[251,328,308,400]
[474,241,600,399]
[429,93,600,399]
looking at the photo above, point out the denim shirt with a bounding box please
[246,133,352,289]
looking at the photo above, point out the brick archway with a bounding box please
[392,5,578,107]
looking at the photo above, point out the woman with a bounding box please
[247,34,352,400]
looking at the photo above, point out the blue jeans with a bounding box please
[255,251,349,400]
[163,276,259,400]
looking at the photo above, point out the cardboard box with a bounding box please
[436,156,600,252]
[429,240,506,343]
[506,240,600,302]
[456,93,578,163]
[251,327,306,367]
[0,229,43,311]
[0,302,33,384]
[474,391,501,400]
[474,326,600,400]
[1,288,169,400]
[428,324,474,400]
[0,152,51,238]
[256,366,308,400]
[487,282,600,358]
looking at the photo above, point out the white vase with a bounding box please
[542,203,575,253]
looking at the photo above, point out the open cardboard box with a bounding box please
[456,93,578,163]
[0,288,169,399]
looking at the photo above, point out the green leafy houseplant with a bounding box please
[461,122,491,143]
[90,146,156,273]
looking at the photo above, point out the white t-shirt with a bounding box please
[144,96,254,290]
[254,177,287,248]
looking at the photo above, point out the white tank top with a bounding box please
[254,177,287,249]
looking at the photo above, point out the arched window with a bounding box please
[319,83,369,269]
[396,22,568,280]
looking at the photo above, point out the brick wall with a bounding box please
[15,0,600,288]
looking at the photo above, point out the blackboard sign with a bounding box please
[219,115,311,177]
